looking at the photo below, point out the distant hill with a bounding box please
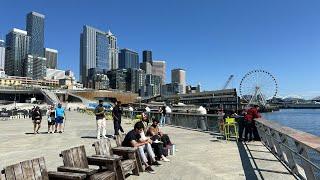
[312,96,320,101]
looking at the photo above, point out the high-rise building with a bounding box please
[86,68,109,90]
[45,48,58,69]
[5,28,30,76]
[161,83,184,96]
[119,48,139,69]
[127,68,145,93]
[107,69,128,91]
[0,40,5,71]
[93,74,109,90]
[80,26,118,86]
[87,68,108,88]
[152,60,166,84]
[172,68,186,94]
[145,74,161,96]
[143,50,152,63]
[140,61,152,74]
[106,30,119,70]
[23,55,47,79]
[26,11,45,57]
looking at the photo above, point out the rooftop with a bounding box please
[28,11,45,18]
[45,48,58,53]
[11,28,27,35]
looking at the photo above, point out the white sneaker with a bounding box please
[102,135,108,139]
[97,136,101,140]
[161,157,170,162]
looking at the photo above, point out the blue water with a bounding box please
[262,109,320,137]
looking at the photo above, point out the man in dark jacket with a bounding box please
[244,105,261,141]
[112,101,124,135]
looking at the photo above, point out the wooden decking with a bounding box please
[0,111,296,180]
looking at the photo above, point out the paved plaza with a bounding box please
[0,111,296,180]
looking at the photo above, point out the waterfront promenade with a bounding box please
[0,111,296,180]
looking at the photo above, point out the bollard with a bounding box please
[170,144,176,156]
[200,116,207,131]
[166,115,171,125]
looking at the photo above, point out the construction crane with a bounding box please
[222,75,234,89]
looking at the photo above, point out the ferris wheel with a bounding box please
[239,70,278,106]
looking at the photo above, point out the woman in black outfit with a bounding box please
[32,106,42,134]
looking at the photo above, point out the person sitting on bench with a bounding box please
[148,118,173,147]
[122,121,161,174]
[147,119,173,160]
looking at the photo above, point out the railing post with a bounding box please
[295,142,316,180]
[279,134,298,175]
[256,123,268,145]
[262,125,274,151]
[270,129,284,160]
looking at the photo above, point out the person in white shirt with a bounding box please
[128,105,134,120]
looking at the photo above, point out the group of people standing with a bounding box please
[94,100,125,139]
[219,104,261,142]
[31,103,65,134]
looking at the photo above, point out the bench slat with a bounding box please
[100,140,108,156]
[21,160,35,180]
[62,149,75,167]
[48,171,86,180]
[93,141,102,156]
[4,166,15,180]
[31,158,41,180]
[13,163,24,180]
[38,157,49,180]
[71,147,82,168]
[57,166,97,176]
[78,146,89,168]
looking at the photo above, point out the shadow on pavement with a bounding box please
[25,132,52,135]
[237,142,297,180]
[81,135,115,139]
[237,142,259,180]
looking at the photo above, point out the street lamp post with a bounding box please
[137,97,142,108]
[14,85,17,109]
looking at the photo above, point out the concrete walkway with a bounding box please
[0,111,296,180]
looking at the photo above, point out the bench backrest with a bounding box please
[115,134,125,147]
[60,145,89,169]
[2,157,49,180]
[93,139,113,156]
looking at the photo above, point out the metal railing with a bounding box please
[0,110,31,120]
[40,89,60,105]
[255,118,320,180]
[122,110,221,133]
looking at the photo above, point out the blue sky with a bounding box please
[1,0,320,98]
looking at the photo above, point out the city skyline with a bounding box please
[1,0,320,98]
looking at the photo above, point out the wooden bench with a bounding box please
[58,145,116,180]
[92,139,140,180]
[114,135,144,172]
[1,157,86,180]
